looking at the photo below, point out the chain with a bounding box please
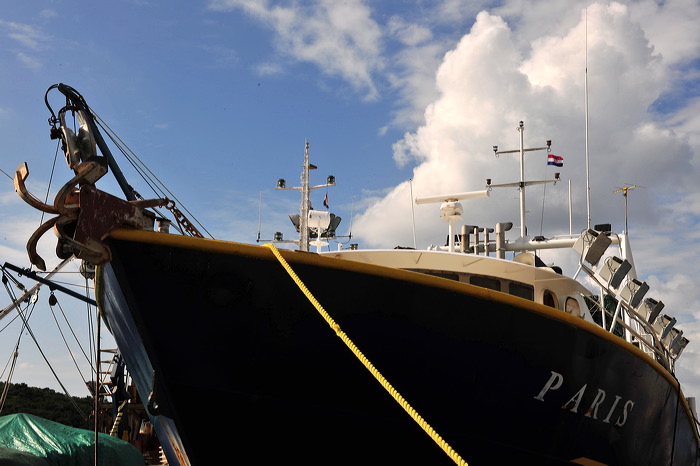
[165,200,204,238]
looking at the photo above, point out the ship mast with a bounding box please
[276,141,336,251]
[299,141,312,251]
[490,121,558,241]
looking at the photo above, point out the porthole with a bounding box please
[565,297,582,318]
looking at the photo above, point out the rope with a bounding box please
[1,273,88,420]
[263,243,468,465]
[48,293,92,384]
[92,111,214,239]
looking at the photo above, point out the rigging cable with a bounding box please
[0,274,37,413]
[0,269,88,420]
[91,111,213,239]
[38,141,61,235]
[48,293,93,386]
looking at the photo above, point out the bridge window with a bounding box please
[470,275,501,292]
[543,290,558,309]
[509,282,534,301]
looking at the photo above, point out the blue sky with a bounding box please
[1,0,700,409]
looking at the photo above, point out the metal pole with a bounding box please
[299,141,310,252]
[518,121,527,238]
[2,262,96,306]
[94,306,101,466]
[569,180,573,236]
[410,179,416,249]
[0,258,73,320]
[584,13,591,229]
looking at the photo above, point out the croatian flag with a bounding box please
[547,154,564,167]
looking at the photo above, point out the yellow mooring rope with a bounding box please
[263,243,468,465]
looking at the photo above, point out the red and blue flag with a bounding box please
[547,154,564,167]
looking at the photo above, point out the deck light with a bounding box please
[642,298,665,324]
[670,332,689,357]
[621,278,649,308]
[277,178,286,189]
[327,175,335,185]
[575,229,612,266]
[599,256,632,290]
[659,315,677,343]
[274,232,283,241]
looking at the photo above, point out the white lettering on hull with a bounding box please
[534,371,635,426]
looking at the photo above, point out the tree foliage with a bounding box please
[0,382,93,429]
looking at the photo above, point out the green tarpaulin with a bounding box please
[0,445,49,465]
[0,413,143,466]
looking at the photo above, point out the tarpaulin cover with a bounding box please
[0,413,143,466]
[0,446,49,465]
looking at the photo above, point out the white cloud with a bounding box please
[355,2,699,244]
[0,20,45,50]
[38,10,57,21]
[209,0,384,100]
[631,0,700,65]
[0,19,49,70]
[387,16,433,47]
[16,52,42,71]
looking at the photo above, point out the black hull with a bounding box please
[96,229,700,465]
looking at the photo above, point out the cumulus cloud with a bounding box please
[354,3,698,249]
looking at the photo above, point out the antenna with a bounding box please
[585,8,591,229]
[612,184,642,234]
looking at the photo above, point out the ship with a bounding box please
[11,84,700,465]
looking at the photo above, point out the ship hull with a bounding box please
[96,229,700,465]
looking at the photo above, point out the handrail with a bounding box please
[576,260,671,370]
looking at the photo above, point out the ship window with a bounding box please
[423,271,460,281]
[543,290,557,308]
[566,297,582,318]
[405,269,460,281]
[508,282,534,301]
[470,275,501,292]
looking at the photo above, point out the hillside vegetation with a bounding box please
[0,382,93,429]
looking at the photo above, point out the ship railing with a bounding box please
[580,291,672,369]
[572,229,675,370]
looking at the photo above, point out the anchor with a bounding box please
[15,84,169,271]
[15,161,165,271]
